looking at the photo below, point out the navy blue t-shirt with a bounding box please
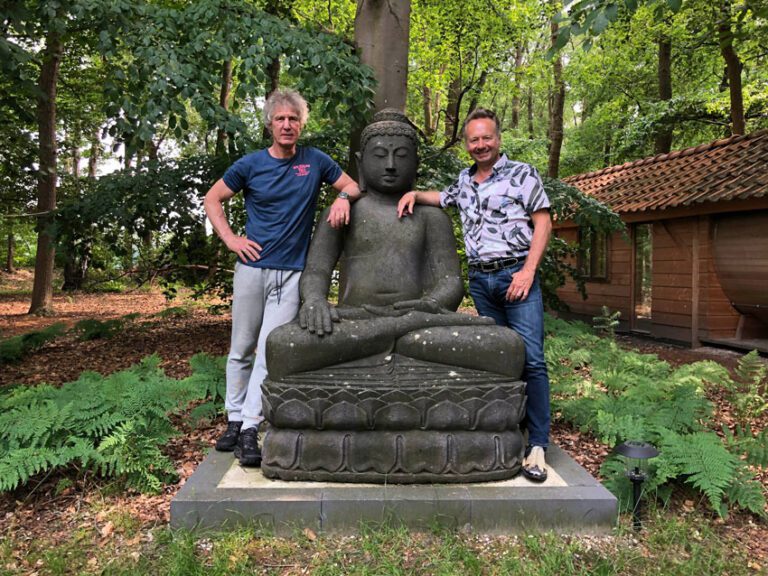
[222,147,342,270]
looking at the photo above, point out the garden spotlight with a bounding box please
[614,440,659,531]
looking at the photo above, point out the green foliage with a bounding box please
[592,305,621,338]
[725,350,768,426]
[547,315,766,518]
[0,323,66,364]
[181,353,227,424]
[73,314,138,341]
[657,431,739,515]
[0,353,226,493]
[155,306,190,319]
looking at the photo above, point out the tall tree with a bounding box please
[547,14,566,178]
[354,0,411,112]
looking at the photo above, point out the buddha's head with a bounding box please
[358,109,419,196]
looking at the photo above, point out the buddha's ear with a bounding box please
[355,150,366,193]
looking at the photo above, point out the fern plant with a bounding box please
[0,353,223,494]
[726,350,768,426]
[547,315,766,518]
[592,305,621,339]
[0,323,67,364]
[72,314,139,341]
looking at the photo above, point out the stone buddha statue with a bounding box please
[261,110,528,483]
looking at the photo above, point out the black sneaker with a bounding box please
[234,427,262,467]
[215,421,242,452]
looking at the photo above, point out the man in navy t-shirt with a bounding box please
[204,89,360,467]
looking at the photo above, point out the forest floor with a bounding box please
[1,268,766,573]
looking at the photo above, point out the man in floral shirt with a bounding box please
[397,108,552,482]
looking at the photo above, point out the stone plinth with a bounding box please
[171,445,617,534]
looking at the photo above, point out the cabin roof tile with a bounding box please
[563,129,768,213]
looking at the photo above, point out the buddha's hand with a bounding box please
[298,299,340,337]
[392,297,445,315]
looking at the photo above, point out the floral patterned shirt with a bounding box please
[440,154,550,264]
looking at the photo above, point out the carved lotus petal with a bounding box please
[373,402,421,429]
[261,429,299,469]
[424,401,471,430]
[358,398,385,423]
[328,390,359,404]
[400,433,448,473]
[475,399,516,431]
[261,396,275,422]
[481,387,510,401]
[349,432,397,473]
[322,401,369,430]
[452,432,498,473]
[459,398,484,419]
[432,389,462,403]
[278,387,311,401]
[273,398,316,428]
[380,390,413,404]
[301,432,345,472]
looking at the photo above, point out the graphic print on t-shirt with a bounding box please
[293,164,311,177]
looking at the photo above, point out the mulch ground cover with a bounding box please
[1,269,766,568]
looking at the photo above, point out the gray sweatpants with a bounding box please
[225,263,301,431]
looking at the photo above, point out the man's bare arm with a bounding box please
[327,172,361,228]
[203,179,262,263]
[396,190,441,217]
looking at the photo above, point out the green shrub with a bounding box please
[0,353,224,493]
[0,323,67,364]
[546,315,766,518]
[72,314,140,341]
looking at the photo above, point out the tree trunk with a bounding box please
[511,44,524,130]
[654,37,673,154]
[71,126,81,177]
[547,18,566,179]
[6,232,15,273]
[216,59,233,156]
[88,127,99,178]
[718,0,745,135]
[29,28,62,315]
[422,84,434,137]
[61,241,91,291]
[603,132,612,168]
[466,70,488,116]
[354,0,410,112]
[527,87,534,139]
[444,75,462,142]
[262,57,281,140]
[349,0,411,175]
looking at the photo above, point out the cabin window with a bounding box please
[578,228,609,280]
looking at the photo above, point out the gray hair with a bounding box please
[263,90,309,129]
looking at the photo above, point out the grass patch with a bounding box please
[1,509,754,576]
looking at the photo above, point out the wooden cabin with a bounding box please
[555,130,768,352]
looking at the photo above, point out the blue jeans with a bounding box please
[468,262,550,448]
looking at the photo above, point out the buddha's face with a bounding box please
[360,134,417,195]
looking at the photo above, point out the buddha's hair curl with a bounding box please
[360,108,419,151]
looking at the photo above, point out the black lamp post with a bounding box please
[614,440,659,531]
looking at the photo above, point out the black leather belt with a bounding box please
[470,256,523,272]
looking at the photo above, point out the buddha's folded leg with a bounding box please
[394,325,525,379]
[266,316,407,381]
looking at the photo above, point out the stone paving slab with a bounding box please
[171,445,617,534]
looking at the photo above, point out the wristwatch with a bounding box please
[337,192,350,200]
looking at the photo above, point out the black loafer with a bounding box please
[522,446,548,483]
